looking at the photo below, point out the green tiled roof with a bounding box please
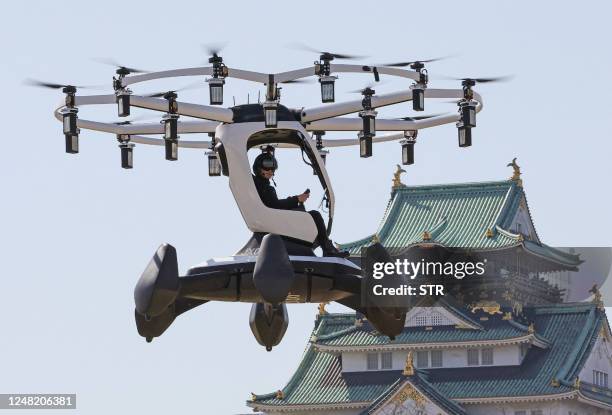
[340,180,521,252]
[429,303,604,399]
[316,316,534,349]
[248,303,608,410]
[338,179,580,269]
[249,318,391,407]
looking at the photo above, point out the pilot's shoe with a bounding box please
[322,240,350,258]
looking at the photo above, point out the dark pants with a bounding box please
[293,206,329,248]
[309,210,329,248]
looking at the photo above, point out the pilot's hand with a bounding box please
[297,192,310,203]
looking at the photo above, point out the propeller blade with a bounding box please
[202,42,228,57]
[92,57,148,74]
[381,56,449,67]
[347,81,386,94]
[396,113,445,121]
[287,42,366,60]
[469,75,513,83]
[143,81,206,98]
[24,78,102,90]
[328,52,365,60]
[145,92,168,98]
[280,78,315,84]
[104,114,162,125]
[440,74,514,84]
[24,79,68,89]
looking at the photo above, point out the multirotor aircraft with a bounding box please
[41,49,502,350]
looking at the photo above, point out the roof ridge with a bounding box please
[516,184,542,243]
[555,307,599,383]
[533,302,597,314]
[362,373,468,415]
[316,325,359,341]
[396,179,513,191]
[490,183,518,231]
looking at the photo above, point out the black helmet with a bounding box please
[253,152,278,174]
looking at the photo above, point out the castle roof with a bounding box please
[338,179,580,270]
[314,300,550,353]
[247,302,610,412]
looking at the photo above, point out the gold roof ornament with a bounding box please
[318,302,329,316]
[403,351,415,376]
[250,393,257,401]
[372,234,381,244]
[574,377,581,389]
[275,390,285,400]
[392,383,426,406]
[392,164,407,189]
[485,228,494,238]
[470,300,502,315]
[355,318,363,327]
[502,312,513,321]
[589,284,605,310]
[528,322,535,334]
[507,157,523,187]
[422,231,432,241]
[551,378,560,387]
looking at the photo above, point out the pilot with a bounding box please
[252,152,349,258]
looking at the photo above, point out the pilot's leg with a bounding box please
[307,210,348,258]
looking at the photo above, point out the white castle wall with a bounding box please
[579,333,612,387]
[341,345,522,372]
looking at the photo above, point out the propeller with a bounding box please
[288,42,366,60]
[92,58,148,75]
[347,82,385,94]
[144,81,206,98]
[381,56,450,67]
[106,114,161,124]
[202,42,227,58]
[279,78,315,84]
[202,42,227,65]
[442,75,514,84]
[24,78,102,90]
[395,113,445,121]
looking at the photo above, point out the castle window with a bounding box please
[467,349,479,366]
[481,348,494,365]
[416,351,429,368]
[531,411,543,415]
[381,352,393,369]
[415,314,427,326]
[367,353,378,370]
[594,370,609,388]
[430,312,443,326]
[431,350,443,368]
[514,412,526,415]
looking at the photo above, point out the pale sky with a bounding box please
[1,1,611,414]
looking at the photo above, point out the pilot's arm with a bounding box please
[260,186,299,210]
